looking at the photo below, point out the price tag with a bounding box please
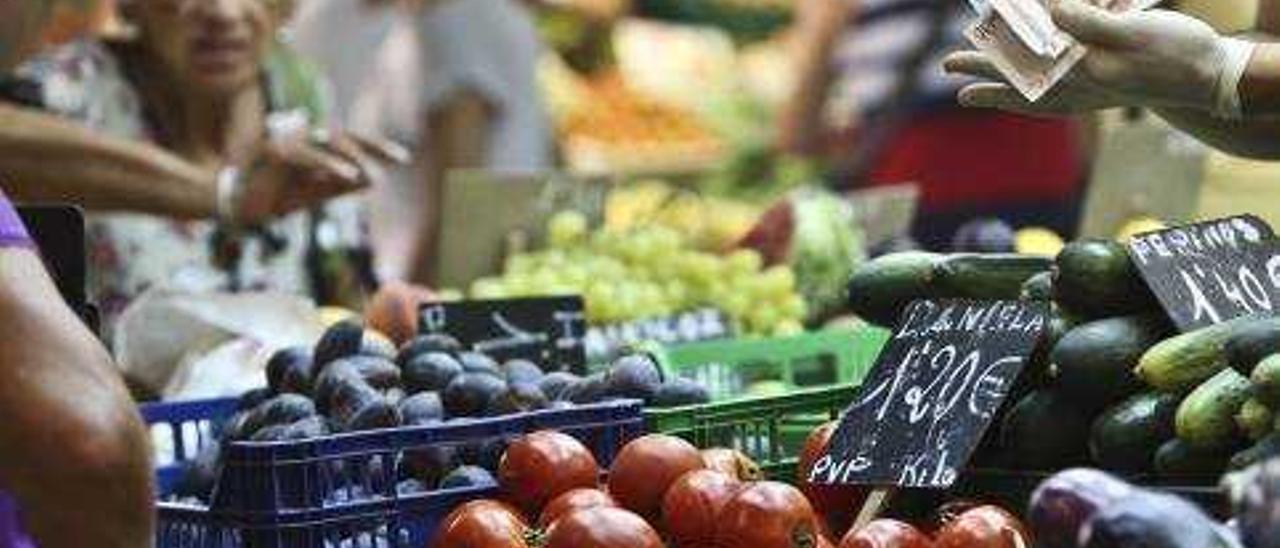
[811,299,1047,489]
[583,308,732,363]
[418,296,587,371]
[1128,215,1280,332]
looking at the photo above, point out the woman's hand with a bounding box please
[944,0,1256,118]
[229,132,409,225]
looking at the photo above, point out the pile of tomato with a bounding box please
[432,423,1032,548]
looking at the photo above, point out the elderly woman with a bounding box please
[0,0,404,333]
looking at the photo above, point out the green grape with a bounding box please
[727,248,764,275]
[717,291,751,319]
[663,281,689,309]
[505,254,537,275]
[435,288,464,302]
[748,306,782,334]
[772,320,805,338]
[470,278,507,300]
[780,294,809,321]
[547,210,589,249]
[758,266,797,297]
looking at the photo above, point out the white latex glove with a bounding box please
[945,0,1256,118]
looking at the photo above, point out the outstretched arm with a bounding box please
[0,245,154,548]
[0,103,217,218]
[777,0,853,154]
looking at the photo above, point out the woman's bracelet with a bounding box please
[215,166,243,225]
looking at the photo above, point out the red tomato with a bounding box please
[714,481,823,548]
[661,469,741,548]
[431,500,532,548]
[927,500,984,535]
[607,434,705,523]
[539,488,618,529]
[543,506,664,548]
[498,431,599,517]
[839,519,933,548]
[934,506,1030,548]
[701,448,764,482]
[798,421,869,538]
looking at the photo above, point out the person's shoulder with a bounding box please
[7,39,136,120]
[12,39,123,83]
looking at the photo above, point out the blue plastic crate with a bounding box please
[143,398,645,548]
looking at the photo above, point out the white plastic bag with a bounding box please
[114,290,327,401]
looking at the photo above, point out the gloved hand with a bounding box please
[945,0,1256,118]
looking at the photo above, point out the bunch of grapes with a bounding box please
[469,211,807,336]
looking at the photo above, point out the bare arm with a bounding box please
[777,0,854,154]
[1147,43,1280,159]
[0,247,154,548]
[0,103,216,218]
[406,92,494,285]
[1240,42,1280,114]
[1153,107,1280,159]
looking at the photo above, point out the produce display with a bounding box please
[471,209,809,335]
[555,73,726,174]
[738,187,867,322]
[846,238,1280,481]
[168,321,712,503]
[605,179,761,253]
[431,430,1033,548]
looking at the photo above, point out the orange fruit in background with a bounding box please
[364,281,438,346]
[40,0,113,46]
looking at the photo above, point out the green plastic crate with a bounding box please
[642,327,890,479]
[651,327,890,402]
[646,384,860,480]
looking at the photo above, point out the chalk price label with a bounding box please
[811,299,1047,489]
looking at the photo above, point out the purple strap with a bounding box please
[0,492,34,548]
[0,191,31,249]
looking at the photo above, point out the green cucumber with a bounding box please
[1236,397,1275,441]
[1252,354,1280,406]
[932,253,1051,300]
[1090,392,1179,473]
[1175,368,1252,451]
[1155,438,1234,479]
[1225,317,1280,375]
[1230,432,1280,471]
[1001,388,1092,470]
[1136,318,1253,394]
[845,252,941,326]
[1053,314,1173,409]
[1020,270,1053,301]
[1052,239,1158,319]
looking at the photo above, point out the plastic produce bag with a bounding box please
[114,290,326,401]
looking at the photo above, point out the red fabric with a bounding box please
[865,110,1084,212]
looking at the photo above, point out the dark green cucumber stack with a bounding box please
[844,239,1280,479]
[845,252,1051,326]
[845,243,1166,474]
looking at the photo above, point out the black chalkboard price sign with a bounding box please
[418,296,588,370]
[811,299,1047,490]
[1128,215,1280,332]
